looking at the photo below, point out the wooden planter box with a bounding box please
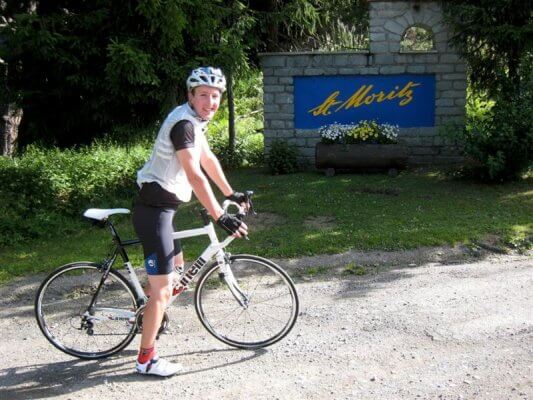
[315,143,408,176]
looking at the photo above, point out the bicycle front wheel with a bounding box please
[35,262,138,359]
[195,254,299,349]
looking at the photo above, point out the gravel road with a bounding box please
[0,248,531,400]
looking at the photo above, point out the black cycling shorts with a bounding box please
[132,203,182,276]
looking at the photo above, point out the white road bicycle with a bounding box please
[34,192,299,359]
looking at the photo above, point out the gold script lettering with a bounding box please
[308,91,342,116]
[307,81,422,116]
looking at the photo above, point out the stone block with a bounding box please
[275,113,293,121]
[440,54,460,63]
[422,54,439,63]
[360,67,379,75]
[370,32,386,42]
[263,76,278,85]
[294,130,319,138]
[322,67,338,75]
[287,138,305,147]
[339,68,358,75]
[263,93,274,104]
[370,42,389,53]
[280,104,294,114]
[379,9,406,18]
[274,130,295,138]
[287,67,304,76]
[434,31,449,44]
[285,120,294,129]
[455,64,467,73]
[275,93,294,104]
[433,23,446,35]
[274,68,292,76]
[334,55,350,67]
[287,56,311,67]
[389,42,401,52]
[380,65,406,74]
[264,85,285,93]
[271,120,285,129]
[442,73,465,80]
[299,147,317,157]
[279,76,293,84]
[428,64,455,73]
[407,65,426,73]
[264,104,280,113]
[384,20,405,36]
[436,81,453,91]
[310,55,326,67]
[404,13,415,27]
[374,54,395,64]
[436,98,455,107]
[453,80,467,90]
[455,98,466,107]
[304,68,325,76]
[347,54,369,66]
[263,68,274,77]
[261,57,286,67]
[306,137,321,147]
[394,54,407,63]
[424,14,442,28]
[436,106,462,115]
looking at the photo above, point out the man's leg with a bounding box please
[140,274,172,349]
[144,251,184,297]
[136,273,182,376]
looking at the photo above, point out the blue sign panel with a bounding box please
[294,74,435,129]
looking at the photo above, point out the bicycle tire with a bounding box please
[35,262,139,359]
[195,254,299,349]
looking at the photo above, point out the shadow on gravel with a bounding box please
[333,268,416,300]
[0,347,267,399]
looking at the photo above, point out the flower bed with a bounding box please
[316,121,407,175]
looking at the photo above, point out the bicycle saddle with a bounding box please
[83,208,131,221]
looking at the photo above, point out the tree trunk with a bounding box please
[1,104,23,157]
[227,71,236,155]
[1,61,23,157]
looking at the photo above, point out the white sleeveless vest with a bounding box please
[137,103,209,202]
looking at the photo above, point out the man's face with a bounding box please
[188,86,222,121]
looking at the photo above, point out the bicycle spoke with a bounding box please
[196,256,298,348]
[36,264,137,359]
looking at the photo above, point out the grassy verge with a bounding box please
[1,169,531,283]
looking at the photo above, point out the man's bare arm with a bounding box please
[199,136,233,197]
[177,148,224,220]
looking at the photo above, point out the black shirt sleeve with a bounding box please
[170,120,195,151]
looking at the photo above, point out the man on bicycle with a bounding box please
[132,67,248,377]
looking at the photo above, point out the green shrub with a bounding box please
[450,90,532,181]
[267,140,300,175]
[207,118,264,169]
[0,142,150,246]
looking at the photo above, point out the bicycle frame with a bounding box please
[100,215,240,314]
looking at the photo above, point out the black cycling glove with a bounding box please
[216,213,243,235]
[226,191,247,204]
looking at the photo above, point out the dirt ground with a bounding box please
[0,247,531,400]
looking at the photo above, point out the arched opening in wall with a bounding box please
[400,25,435,52]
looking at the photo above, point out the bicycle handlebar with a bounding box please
[222,190,255,218]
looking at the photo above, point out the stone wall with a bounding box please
[260,0,467,166]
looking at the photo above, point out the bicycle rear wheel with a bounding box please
[195,254,299,349]
[35,262,138,359]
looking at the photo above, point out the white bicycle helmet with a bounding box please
[186,67,226,93]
